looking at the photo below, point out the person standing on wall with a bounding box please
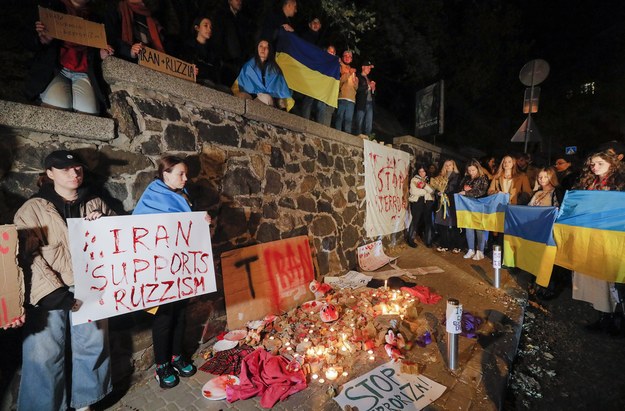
[354,60,375,136]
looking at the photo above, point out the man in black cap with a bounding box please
[354,60,375,136]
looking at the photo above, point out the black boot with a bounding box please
[585,312,613,333]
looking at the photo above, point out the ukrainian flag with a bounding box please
[553,190,625,283]
[275,30,340,108]
[454,193,510,233]
[503,205,558,286]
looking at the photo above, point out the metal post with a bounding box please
[446,299,462,370]
[524,61,536,154]
[493,245,502,288]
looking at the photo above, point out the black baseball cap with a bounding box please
[44,150,84,169]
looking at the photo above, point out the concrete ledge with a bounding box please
[243,98,307,133]
[394,134,442,153]
[102,57,246,116]
[0,100,115,141]
[304,117,364,149]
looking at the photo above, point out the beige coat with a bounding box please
[488,174,532,205]
[14,197,111,305]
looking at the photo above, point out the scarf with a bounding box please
[118,0,165,52]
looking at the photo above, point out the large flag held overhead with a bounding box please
[553,190,625,283]
[504,205,558,286]
[454,193,510,233]
[275,30,340,108]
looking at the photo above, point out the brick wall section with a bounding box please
[0,57,454,375]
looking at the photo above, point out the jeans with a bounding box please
[301,97,328,124]
[466,228,487,252]
[354,100,374,135]
[334,99,355,133]
[40,68,99,114]
[18,306,111,410]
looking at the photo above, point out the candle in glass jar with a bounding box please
[325,367,339,380]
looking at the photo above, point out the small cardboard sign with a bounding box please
[334,361,446,410]
[38,6,107,49]
[0,225,25,328]
[138,46,196,82]
[221,236,315,329]
[68,212,216,325]
[358,240,397,271]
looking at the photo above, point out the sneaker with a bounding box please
[155,363,179,388]
[451,248,462,254]
[463,250,475,259]
[472,250,484,261]
[171,355,197,377]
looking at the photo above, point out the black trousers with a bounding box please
[409,199,435,245]
[152,300,188,364]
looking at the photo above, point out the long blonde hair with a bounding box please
[440,159,459,177]
[494,155,519,179]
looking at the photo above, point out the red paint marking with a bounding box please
[99,299,105,305]
[0,246,8,255]
[83,242,89,252]
[90,252,94,260]
[91,236,96,243]
[2,232,9,241]
[85,231,89,237]
[99,251,104,258]
[1,298,9,324]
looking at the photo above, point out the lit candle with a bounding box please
[312,373,319,380]
[269,336,274,340]
[384,279,388,289]
[319,378,325,384]
[367,350,374,355]
[325,367,339,381]
[342,371,349,377]
[330,327,335,332]
[369,355,375,361]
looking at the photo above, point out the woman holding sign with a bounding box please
[105,0,169,62]
[13,150,113,411]
[26,0,114,114]
[133,155,201,389]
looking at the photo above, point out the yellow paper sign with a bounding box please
[38,6,107,49]
[138,46,196,82]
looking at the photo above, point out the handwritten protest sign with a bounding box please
[68,212,216,325]
[39,6,107,49]
[138,46,196,82]
[0,225,24,328]
[221,236,315,329]
[364,140,410,237]
[358,240,397,271]
[334,361,446,410]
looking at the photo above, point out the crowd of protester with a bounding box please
[26,0,377,135]
[406,141,625,338]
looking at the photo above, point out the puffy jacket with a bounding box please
[14,193,112,306]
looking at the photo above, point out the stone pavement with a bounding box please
[103,242,527,411]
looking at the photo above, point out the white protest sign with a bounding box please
[334,361,446,410]
[358,240,397,271]
[324,270,372,289]
[364,140,410,237]
[68,212,216,325]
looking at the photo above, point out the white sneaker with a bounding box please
[472,250,484,261]
[463,249,475,259]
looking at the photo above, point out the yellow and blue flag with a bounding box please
[553,190,625,283]
[275,30,340,108]
[503,205,558,286]
[454,193,510,232]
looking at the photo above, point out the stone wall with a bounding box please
[0,57,452,376]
